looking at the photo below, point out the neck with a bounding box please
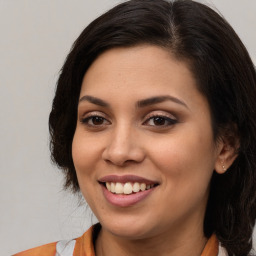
[95,225,207,256]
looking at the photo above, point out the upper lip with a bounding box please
[98,175,159,185]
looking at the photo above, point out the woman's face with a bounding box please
[72,45,223,239]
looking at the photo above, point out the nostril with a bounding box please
[102,139,146,166]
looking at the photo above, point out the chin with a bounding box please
[100,217,157,240]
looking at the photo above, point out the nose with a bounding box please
[102,126,145,166]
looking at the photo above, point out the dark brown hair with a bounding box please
[49,0,256,255]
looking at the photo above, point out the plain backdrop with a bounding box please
[0,0,255,255]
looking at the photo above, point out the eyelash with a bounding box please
[80,113,177,128]
[143,114,177,127]
[80,114,110,127]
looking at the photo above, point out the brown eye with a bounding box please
[91,116,104,125]
[144,115,177,127]
[153,117,166,126]
[81,115,110,126]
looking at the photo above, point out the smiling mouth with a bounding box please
[101,182,158,195]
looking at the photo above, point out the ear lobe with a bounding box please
[214,139,239,174]
[214,123,240,174]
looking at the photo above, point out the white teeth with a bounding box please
[140,183,146,191]
[115,182,124,194]
[105,181,155,194]
[110,182,115,193]
[133,182,140,192]
[106,182,111,191]
[123,182,133,194]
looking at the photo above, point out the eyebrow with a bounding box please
[79,95,110,107]
[136,95,188,109]
[79,95,188,109]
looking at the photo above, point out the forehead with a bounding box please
[80,45,207,112]
[82,46,193,89]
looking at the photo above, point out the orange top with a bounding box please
[14,226,219,256]
[13,241,57,256]
[201,234,219,256]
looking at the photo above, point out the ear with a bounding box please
[214,129,240,174]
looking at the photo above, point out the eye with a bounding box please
[143,115,177,127]
[80,115,111,126]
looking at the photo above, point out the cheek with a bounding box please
[151,134,215,215]
[72,129,100,172]
[72,130,101,204]
[72,131,100,197]
[148,128,216,187]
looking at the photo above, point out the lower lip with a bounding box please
[101,185,155,207]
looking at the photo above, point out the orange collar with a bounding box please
[75,226,219,256]
[201,234,219,256]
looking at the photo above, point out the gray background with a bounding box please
[0,1,255,255]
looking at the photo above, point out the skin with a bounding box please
[72,45,236,256]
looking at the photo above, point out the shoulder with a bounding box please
[13,240,77,256]
[13,225,97,256]
[13,242,57,256]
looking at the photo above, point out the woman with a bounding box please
[15,0,256,255]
